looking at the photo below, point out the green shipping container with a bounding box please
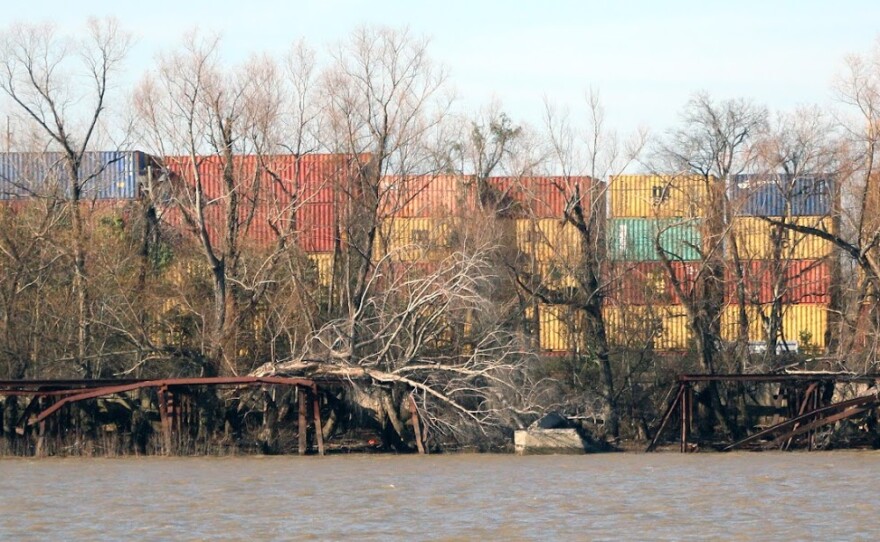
[608,218,702,261]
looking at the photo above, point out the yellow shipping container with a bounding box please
[377,217,453,262]
[308,253,334,287]
[516,218,581,263]
[603,304,691,350]
[538,304,587,352]
[731,216,833,260]
[609,174,710,218]
[720,304,763,342]
[721,303,827,349]
[535,261,579,289]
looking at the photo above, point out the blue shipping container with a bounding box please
[731,174,831,216]
[0,151,148,200]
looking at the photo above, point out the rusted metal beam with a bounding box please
[28,377,320,426]
[762,406,872,450]
[0,376,344,396]
[723,393,880,451]
[680,373,880,384]
[783,382,819,451]
[646,383,685,452]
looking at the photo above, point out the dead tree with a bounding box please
[0,19,132,376]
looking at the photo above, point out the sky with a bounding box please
[5,0,880,137]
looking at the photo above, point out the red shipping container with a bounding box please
[486,176,597,219]
[380,174,462,218]
[606,261,699,305]
[298,202,336,253]
[725,260,830,304]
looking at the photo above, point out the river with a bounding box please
[0,452,876,540]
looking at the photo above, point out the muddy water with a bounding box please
[0,452,877,541]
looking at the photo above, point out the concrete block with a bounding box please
[514,428,587,455]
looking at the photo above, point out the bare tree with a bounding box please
[522,91,646,439]
[0,18,132,376]
[135,33,295,375]
[656,92,767,374]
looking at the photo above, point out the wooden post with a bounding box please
[157,386,172,455]
[36,396,46,457]
[409,395,426,454]
[680,383,688,453]
[311,384,324,456]
[297,386,307,456]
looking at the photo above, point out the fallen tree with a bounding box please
[251,247,556,450]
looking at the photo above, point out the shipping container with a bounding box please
[603,304,691,350]
[0,151,150,200]
[164,154,355,250]
[376,217,454,262]
[607,218,702,261]
[380,174,463,218]
[731,174,833,216]
[538,304,587,352]
[298,202,337,253]
[720,303,828,350]
[606,261,700,305]
[308,253,334,287]
[609,174,709,218]
[521,261,579,290]
[724,260,831,304]
[731,216,833,260]
[516,218,582,263]
[519,176,598,219]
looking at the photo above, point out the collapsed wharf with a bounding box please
[647,372,880,453]
[0,376,431,456]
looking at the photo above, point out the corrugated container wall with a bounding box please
[603,304,691,350]
[308,253,334,287]
[731,175,832,216]
[485,176,596,219]
[725,260,831,305]
[380,175,462,218]
[606,261,699,305]
[720,304,827,350]
[164,154,352,251]
[607,218,702,261]
[0,151,147,200]
[609,174,709,218]
[376,217,453,262]
[516,218,582,263]
[538,304,587,352]
[732,216,833,260]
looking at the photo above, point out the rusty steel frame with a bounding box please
[0,376,336,456]
[723,393,880,451]
[647,373,880,453]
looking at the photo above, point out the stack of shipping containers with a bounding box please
[0,149,838,358]
[724,175,834,353]
[509,177,595,354]
[297,155,352,289]
[375,175,460,267]
[603,175,707,351]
